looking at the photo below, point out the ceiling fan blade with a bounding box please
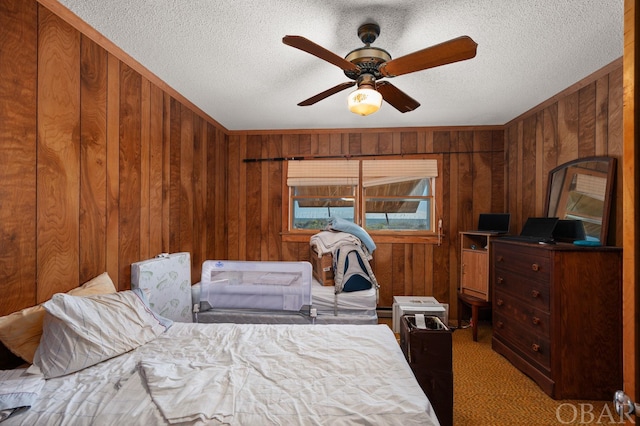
[379,35,477,78]
[376,81,420,113]
[298,82,356,106]
[283,35,360,73]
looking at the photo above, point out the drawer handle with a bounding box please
[497,255,504,263]
[496,321,504,329]
[496,276,504,285]
[531,263,539,272]
[531,290,540,299]
[532,317,540,325]
[496,299,504,306]
[531,343,540,352]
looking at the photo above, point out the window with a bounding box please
[286,157,440,233]
[287,160,358,229]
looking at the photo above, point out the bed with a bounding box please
[0,273,440,425]
[193,259,378,325]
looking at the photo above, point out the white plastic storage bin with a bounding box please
[392,296,448,333]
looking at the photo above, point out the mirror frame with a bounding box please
[544,156,616,245]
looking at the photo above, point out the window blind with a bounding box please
[287,160,359,186]
[574,173,607,201]
[362,159,438,187]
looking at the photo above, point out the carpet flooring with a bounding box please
[452,322,624,425]
[382,318,625,425]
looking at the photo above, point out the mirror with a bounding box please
[544,156,616,244]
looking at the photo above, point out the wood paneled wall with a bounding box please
[504,59,624,246]
[0,0,624,319]
[226,130,505,307]
[0,1,227,316]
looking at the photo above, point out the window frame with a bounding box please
[281,154,444,244]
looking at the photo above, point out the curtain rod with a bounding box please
[242,150,503,163]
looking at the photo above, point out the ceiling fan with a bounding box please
[282,23,477,115]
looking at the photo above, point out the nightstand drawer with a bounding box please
[493,292,550,336]
[493,269,550,311]
[494,311,551,370]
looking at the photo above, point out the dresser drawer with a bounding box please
[493,269,550,311]
[493,243,550,282]
[493,311,551,370]
[493,292,550,336]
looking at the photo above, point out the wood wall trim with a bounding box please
[228,125,505,136]
[36,0,228,134]
[623,0,639,402]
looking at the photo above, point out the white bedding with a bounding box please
[310,279,377,312]
[4,323,438,425]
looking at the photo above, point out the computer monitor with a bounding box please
[476,213,511,234]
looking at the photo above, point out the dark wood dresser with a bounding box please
[491,239,622,400]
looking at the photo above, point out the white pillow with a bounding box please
[0,272,117,364]
[33,289,172,378]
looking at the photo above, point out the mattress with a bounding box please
[311,278,377,313]
[3,323,438,425]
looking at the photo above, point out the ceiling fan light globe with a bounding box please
[348,88,382,116]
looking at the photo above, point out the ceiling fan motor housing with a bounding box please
[344,47,392,80]
[344,23,391,80]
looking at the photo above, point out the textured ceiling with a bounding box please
[57,0,623,131]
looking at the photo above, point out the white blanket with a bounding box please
[0,369,44,421]
[310,231,364,256]
[3,323,439,426]
[140,360,249,424]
